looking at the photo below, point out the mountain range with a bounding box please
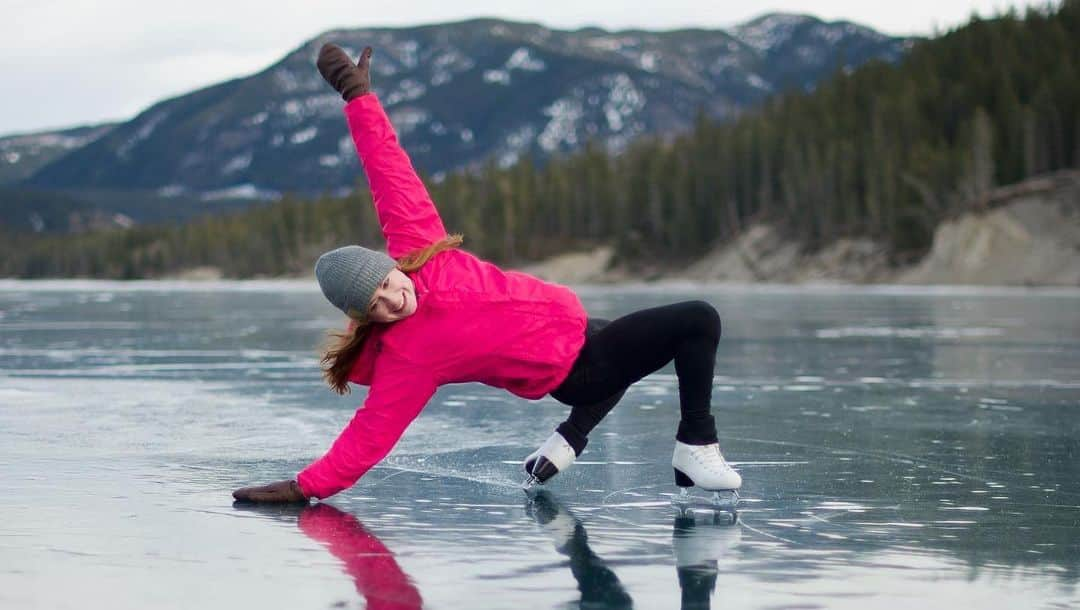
[1,13,911,231]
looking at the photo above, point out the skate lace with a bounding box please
[692,445,734,474]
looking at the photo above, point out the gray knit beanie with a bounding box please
[314,245,397,321]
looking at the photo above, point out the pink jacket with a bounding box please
[296,94,587,499]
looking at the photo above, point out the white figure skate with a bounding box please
[522,431,577,488]
[671,441,741,513]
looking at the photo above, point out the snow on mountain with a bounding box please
[735,13,814,52]
[15,14,911,204]
[0,123,116,186]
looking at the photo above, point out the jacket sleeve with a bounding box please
[344,94,448,259]
[296,358,437,499]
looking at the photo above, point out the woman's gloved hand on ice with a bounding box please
[232,479,309,504]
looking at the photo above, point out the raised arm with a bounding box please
[295,360,438,500]
[345,94,448,258]
[317,43,447,259]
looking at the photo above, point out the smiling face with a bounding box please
[365,267,417,323]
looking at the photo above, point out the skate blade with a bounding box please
[671,489,739,518]
[520,475,540,491]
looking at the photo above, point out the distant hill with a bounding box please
[0,123,117,186]
[16,14,908,202]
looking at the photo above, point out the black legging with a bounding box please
[549,300,721,453]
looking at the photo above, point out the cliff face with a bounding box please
[897,171,1080,286]
[679,226,891,284]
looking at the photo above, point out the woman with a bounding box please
[232,44,741,503]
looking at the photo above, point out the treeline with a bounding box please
[2,2,1078,278]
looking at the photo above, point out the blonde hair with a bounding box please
[320,234,463,394]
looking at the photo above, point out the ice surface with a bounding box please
[0,283,1078,609]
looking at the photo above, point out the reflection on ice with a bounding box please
[295,504,424,609]
[526,490,635,608]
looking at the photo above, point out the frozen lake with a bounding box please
[1,280,1078,609]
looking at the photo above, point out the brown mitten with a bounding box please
[232,479,309,504]
[317,43,372,102]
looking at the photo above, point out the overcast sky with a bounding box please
[0,0,1049,136]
